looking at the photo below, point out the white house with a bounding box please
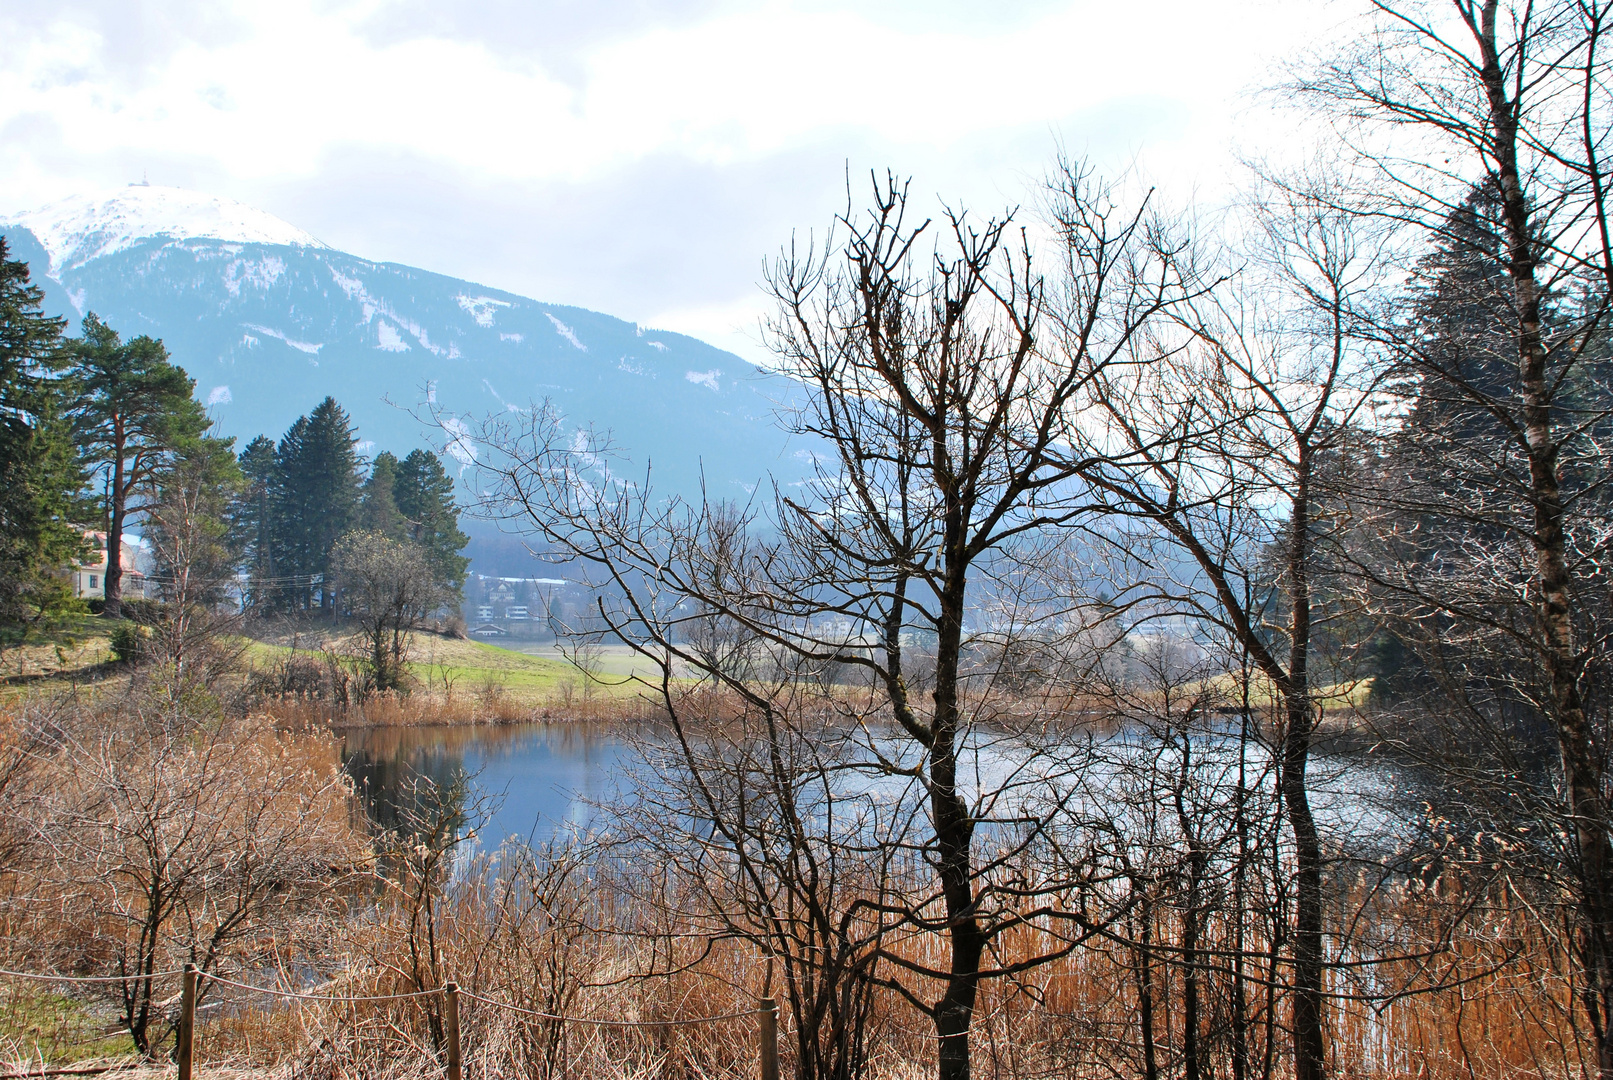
[70,531,149,600]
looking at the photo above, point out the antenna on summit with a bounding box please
[141,170,149,187]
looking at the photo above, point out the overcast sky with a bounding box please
[0,0,1349,363]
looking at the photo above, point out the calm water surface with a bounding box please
[340,721,1399,858]
[341,723,639,848]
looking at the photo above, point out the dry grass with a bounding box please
[254,683,665,729]
[125,860,1588,1080]
[0,854,1589,1080]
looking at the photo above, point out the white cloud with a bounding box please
[0,1,1339,363]
[1,3,1329,201]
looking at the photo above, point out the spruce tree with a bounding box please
[238,435,277,611]
[68,314,207,619]
[269,416,312,612]
[1400,182,1532,442]
[394,448,469,593]
[357,451,405,540]
[268,398,360,614]
[0,238,83,625]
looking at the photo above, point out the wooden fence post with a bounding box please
[759,996,778,1080]
[444,982,462,1080]
[177,964,197,1080]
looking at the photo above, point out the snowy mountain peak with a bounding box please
[4,185,326,275]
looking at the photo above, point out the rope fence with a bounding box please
[0,965,779,1080]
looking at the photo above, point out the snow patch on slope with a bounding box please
[330,265,450,356]
[223,255,286,297]
[439,417,478,471]
[686,369,721,392]
[243,323,322,357]
[6,186,325,275]
[546,313,587,351]
[376,321,409,352]
[457,294,510,327]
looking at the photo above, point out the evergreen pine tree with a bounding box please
[238,435,277,611]
[0,238,83,625]
[357,451,406,540]
[269,416,313,612]
[394,448,469,593]
[68,313,207,619]
[1399,181,1528,442]
[268,398,360,614]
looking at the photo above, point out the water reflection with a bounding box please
[338,721,1393,862]
[340,723,636,847]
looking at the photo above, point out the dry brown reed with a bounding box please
[143,853,1590,1080]
[0,857,1582,1080]
[0,680,1593,1080]
[255,685,664,730]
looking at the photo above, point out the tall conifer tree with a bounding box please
[357,451,405,540]
[238,435,277,611]
[269,416,311,611]
[394,448,468,593]
[68,314,207,619]
[267,398,360,613]
[0,239,82,624]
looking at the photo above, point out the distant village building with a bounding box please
[463,574,576,640]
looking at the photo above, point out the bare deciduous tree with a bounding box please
[30,697,359,1056]
[137,435,248,701]
[332,529,452,695]
[466,167,1195,1080]
[1063,173,1384,1080]
[1293,4,1613,1072]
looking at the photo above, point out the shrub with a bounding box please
[107,622,148,664]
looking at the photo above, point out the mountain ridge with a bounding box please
[8,185,327,275]
[0,187,807,526]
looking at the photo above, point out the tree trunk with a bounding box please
[1284,459,1326,1080]
[931,566,981,1080]
[1137,899,1159,1080]
[1232,696,1253,1080]
[103,422,127,619]
[1283,694,1325,1080]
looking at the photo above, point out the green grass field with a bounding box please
[236,631,597,702]
[0,984,134,1064]
[407,636,588,697]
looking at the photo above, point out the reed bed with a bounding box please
[253,684,665,729]
[0,678,1595,1080]
[48,859,1571,1080]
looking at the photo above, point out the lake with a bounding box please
[339,719,1400,862]
[341,722,638,850]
